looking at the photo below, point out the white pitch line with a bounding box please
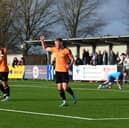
[0,108,129,121]
[10,84,129,93]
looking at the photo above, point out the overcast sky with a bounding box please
[100,0,129,36]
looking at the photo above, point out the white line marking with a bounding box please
[10,84,129,93]
[0,108,129,121]
[9,80,129,92]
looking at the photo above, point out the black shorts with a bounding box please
[0,72,8,81]
[55,72,69,83]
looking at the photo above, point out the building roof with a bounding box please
[25,35,129,46]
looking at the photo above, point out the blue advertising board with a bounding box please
[24,65,48,79]
[47,65,54,80]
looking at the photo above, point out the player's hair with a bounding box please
[55,37,67,48]
[55,38,63,42]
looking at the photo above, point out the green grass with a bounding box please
[0,80,129,128]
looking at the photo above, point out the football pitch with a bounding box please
[0,80,129,128]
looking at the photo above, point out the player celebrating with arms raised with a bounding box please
[0,48,10,101]
[40,36,77,107]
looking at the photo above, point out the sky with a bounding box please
[52,0,129,37]
[99,0,129,36]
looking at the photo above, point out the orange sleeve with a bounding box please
[48,47,56,53]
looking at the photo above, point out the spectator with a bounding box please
[18,57,25,65]
[82,49,89,64]
[119,53,126,66]
[91,52,97,65]
[12,57,19,67]
[89,53,93,65]
[117,53,125,72]
[97,50,103,65]
[123,52,129,81]
[115,51,119,64]
[103,50,108,65]
[109,50,116,65]
[75,55,83,65]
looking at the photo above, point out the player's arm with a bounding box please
[0,48,6,56]
[1,48,7,54]
[67,49,75,67]
[116,78,122,87]
[116,78,120,85]
[0,48,6,62]
[40,36,52,52]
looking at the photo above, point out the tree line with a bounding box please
[0,0,113,52]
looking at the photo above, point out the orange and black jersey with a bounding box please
[0,49,9,72]
[49,47,73,72]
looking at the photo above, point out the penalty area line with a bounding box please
[0,108,129,121]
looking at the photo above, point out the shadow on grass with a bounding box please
[78,97,129,101]
[10,98,60,102]
[5,97,129,103]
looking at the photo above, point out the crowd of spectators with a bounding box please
[75,49,129,68]
[12,57,25,67]
[74,48,129,82]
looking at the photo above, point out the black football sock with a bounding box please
[58,90,66,100]
[4,86,10,96]
[66,87,74,96]
[0,84,6,94]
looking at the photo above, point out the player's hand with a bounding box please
[40,36,45,42]
[66,64,72,70]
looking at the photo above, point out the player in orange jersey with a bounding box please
[0,48,10,101]
[40,36,77,107]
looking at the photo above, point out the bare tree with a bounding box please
[0,0,19,50]
[12,0,58,42]
[57,0,106,38]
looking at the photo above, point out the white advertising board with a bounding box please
[73,65,117,81]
